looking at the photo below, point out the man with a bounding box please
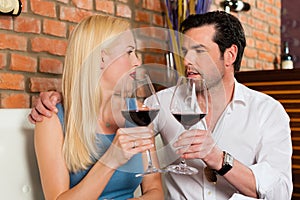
[29,11,292,199]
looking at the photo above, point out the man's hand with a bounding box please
[28,91,62,124]
[173,129,223,170]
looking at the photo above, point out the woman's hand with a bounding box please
[99,126,154,169]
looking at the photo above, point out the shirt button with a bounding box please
[208,191,212,195]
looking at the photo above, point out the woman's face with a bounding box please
[100,31,141,91]
[100,31,141,128]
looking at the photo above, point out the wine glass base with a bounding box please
[135,166,166,177]
[166,164,198,175]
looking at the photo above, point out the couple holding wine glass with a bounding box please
[31,11,293,200]
[119,67,208,176]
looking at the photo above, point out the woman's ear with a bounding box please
[100,50,108,69]
[224,44,238,68]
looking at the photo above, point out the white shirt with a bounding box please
[152,80,293,200]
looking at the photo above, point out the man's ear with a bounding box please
[224,44,238,68]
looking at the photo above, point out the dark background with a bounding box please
[282,0,300,68]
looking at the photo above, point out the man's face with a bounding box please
[182,25,225,89]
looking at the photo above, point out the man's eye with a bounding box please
[196,49,206,53]
[127,50,133,54]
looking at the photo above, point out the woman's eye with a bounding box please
[181,50,187,56]
[127,49,134,55]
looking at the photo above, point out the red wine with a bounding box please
[172,113,206,129]
[122,109,160,126]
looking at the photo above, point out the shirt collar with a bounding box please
[229,79,247,111]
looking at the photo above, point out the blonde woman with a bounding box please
[34,15,164,200]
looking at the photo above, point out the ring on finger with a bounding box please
[132,141,137,149]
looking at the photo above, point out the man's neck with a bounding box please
[206,78,235,132]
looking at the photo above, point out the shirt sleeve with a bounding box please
[249,100,293,199]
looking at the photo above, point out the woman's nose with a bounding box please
[132,53,142,67]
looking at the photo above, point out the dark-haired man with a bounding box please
[29,11,292,199]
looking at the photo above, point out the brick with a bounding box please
[135,26,168,41]
[96,0,114,14]
[252,9,268,22]
[1,93,30,108]
[268,15,280,26]
[142,0,162,12]
[29,77,62,92]
[57,0,69,3]
[20,0,28,13]
[10,53,37,72]
[60,6,93,23]
[72,0,93,10]
[40,57,63,74]
[269,24,280,35]
[143,53,165,65]
[258,51,274,62]
[244,47,258,59]
[0,16,13,30]
[134,0,140,6]
[0,33,27,51]
[252,19,268,32]
[268,34,280,45]
[43,19,67,37]
[255,61,264,70]
[153,13,164,26]
[257,1,265,10]
[135,10,150,23]
[30,0,56,18]
[0,53,7,69]
[31,37,67,56]
[14,16,41,33]
[246,38,255,48]
[116,4,131,18]
[0,73,24,90]
[252,30,267,41]
[256,41,271,52]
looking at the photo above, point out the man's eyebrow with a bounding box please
[181,44,207,50]
[190,44,206,49]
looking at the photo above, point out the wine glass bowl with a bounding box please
[120,70,162,177]
[166,76,208,175]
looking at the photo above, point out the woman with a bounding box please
[34,15,164,200]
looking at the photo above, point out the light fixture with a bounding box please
[220,0,250,13]
[0,0,22,16]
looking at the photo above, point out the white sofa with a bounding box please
[0,109,44,199]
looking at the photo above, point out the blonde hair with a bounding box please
[62,15,130,172]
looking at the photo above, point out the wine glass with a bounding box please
[121,70,162,177]
[166,76,208,175]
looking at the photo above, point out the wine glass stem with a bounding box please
[180,159,187,167]
[146,150,153,167]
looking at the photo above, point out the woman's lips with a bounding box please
[187,71,200,76]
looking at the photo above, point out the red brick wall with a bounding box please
[0,0,281,108]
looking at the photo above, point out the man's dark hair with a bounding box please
[180,11,246,72]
